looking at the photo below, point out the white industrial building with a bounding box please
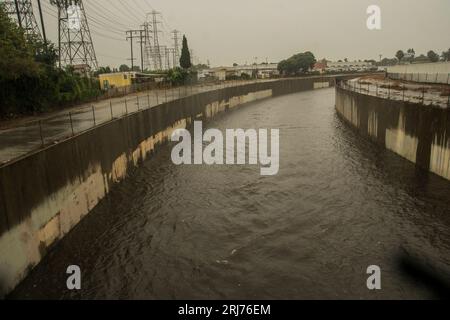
[198,64,279,81]
[327,61,373,72]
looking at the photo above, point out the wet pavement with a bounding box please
[0,80,267,164]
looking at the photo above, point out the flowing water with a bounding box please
[11,88,450,299]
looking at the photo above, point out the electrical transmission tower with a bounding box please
[51,0,98,70]
[167,48,176,70]
[163,46,176,70]
[171,29,180,68]
[148,10,162,71]
[142,21,153,71]
[2,0,43,40]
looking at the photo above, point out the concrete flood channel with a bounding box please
[0,75,342,296]
[2,74,450,299]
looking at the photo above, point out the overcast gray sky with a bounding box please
[37,0,450,67]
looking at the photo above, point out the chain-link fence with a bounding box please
[337,79,450,108]
[388,72,450,85]
[0,79,265,165]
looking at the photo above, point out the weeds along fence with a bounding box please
[337,79,450,107]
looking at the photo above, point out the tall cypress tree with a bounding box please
[179,35,192,69]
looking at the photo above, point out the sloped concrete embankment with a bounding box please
[0,77,335,296]
[336,86,450,180]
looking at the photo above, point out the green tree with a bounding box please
[93,66,112,77]
[413,54,429,63]
[395,50,404,62]
[179,35,192,69]
[167,67,188,85]
[441,48,450,62]
[119,64,130,72]
[192,63,209,71]
[427,50,439,63]
[277,51,316,75]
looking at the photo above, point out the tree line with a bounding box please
[395,48,450,64]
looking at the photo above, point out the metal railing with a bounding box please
[337,79,450,107]
[1,74,366,165]
[0,79,266,165]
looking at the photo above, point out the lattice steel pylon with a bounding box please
[149,10,162,71]
[50,0,98,70]
[142,21,153,72]
[171,30,180,68]
[1,0,42,40]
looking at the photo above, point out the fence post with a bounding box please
[388,84,390,98]
[422,87,425,104]
[69,112,74,136]
[125,98,128,114]
[376,83,378,96]
[110,100,113,119]
[92,105,96,126]
[403,85,405,101]
[147,93,150,108]
[164,86,168,102]
[137,96,140,111]
[156,90,159,105]
[38,120,44,147]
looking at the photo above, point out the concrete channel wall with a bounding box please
[0,76,341,296]
[336,86,450,181]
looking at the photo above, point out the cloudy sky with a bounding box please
[35,0,450,68]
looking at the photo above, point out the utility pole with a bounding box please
[164,46,171,70]
[126,29,145,71]
[190,49,195,66]
[126,30,135,70]
[52,0,98,70]
[138,29,145,72]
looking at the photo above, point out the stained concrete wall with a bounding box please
[388,62,450,75]
[0,76,339,296]
[336,87,450,181]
